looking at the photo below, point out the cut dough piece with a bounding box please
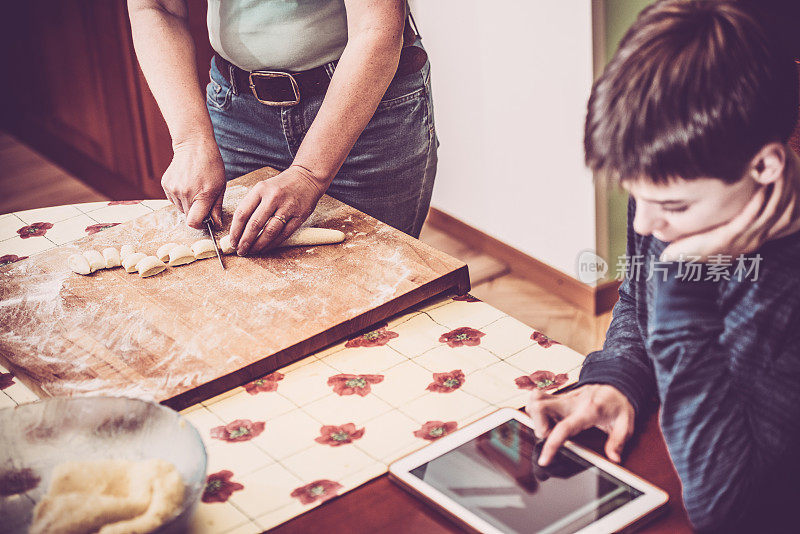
[137,256,167,278]
[102,248,121,269]
[83,250,106,273]
[119,245,136,261]
[30,458,184,534]
[192,239,216,259]
[168,245,195,267]
[218,235,235,255]
[68,254,92,275]
[156,243,178,262]
[282,228,346,247]
[122,252,147,273]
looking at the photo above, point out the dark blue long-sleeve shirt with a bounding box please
[579,199,800,533]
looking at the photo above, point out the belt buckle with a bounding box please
[248,71,300,107]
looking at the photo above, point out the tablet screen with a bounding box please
[410,418,643,534]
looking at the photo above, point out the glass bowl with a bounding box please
[0,396,207,533]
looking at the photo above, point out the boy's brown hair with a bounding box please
[585,0,798,184]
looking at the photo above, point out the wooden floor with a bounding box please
[0,132,614,356]
[0,133,108,213]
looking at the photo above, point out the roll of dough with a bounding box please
[168,245,195,267]
[122,252,147,273]
[282,228,346,247]
[137,256,167,278]
[191,239,216,259]
[83,250,106,273]
[102,247,121,269]
[156,243,178,263]
[119,245,136,261]
[218,235,235,255]
[68,254,92,275]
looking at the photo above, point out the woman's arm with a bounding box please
[127,0,225,228]
[229,0,407,255]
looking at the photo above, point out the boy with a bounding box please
[526,1,800,532]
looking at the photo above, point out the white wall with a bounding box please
[411,1,597,280]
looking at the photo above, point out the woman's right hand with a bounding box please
[526,384,635,466]
[161,138,226,229]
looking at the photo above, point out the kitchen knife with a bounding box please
[204,218,225,270]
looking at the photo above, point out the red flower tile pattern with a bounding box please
[327,373,384,397]
[291,479,343,505]
[16,222,53,239]
[439,327,485,348]
[243,371,284,395]
[210,419,266,443]
[515,370,568,391]
[314,423,365,446]
[426,369,465,393]
[531,331,559,348]
[452,294,480,302]
[202,470,244,503]
[0,255,28,267]
[345,322,399,348]
[0,372,14,390]
[107,200,142,205]
[85,223,120,235]
[414,421,458,441]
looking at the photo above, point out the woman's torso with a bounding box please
[207,0,348,72]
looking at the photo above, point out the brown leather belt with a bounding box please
[215,17,427,107]
[215,54,332,106]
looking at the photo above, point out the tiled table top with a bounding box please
[0,201,587,533]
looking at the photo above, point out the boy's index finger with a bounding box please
[537,413,591,466]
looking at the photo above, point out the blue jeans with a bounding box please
[206,50,438,238]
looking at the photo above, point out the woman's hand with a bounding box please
[161,139,226,229]
[526,384,635,466]
[228,165,326,255]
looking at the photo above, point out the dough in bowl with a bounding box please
[30,458,185,534]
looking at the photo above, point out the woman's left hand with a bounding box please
[228,165,326,255]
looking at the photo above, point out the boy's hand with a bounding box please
[660,171,800,262]
[526,384,635,466]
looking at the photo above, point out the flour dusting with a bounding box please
[0,188,438,406]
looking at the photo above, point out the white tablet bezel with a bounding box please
[389,407,668,534]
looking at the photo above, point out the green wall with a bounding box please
[600,0,654,277]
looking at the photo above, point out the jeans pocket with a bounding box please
[206,78,232,111]
[376,60,429,112]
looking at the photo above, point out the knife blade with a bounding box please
[204,218,225,270]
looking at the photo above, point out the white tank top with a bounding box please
[207,0,348,72]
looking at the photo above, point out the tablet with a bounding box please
[389,408,668,534]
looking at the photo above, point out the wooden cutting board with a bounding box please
[0,168,469,409]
